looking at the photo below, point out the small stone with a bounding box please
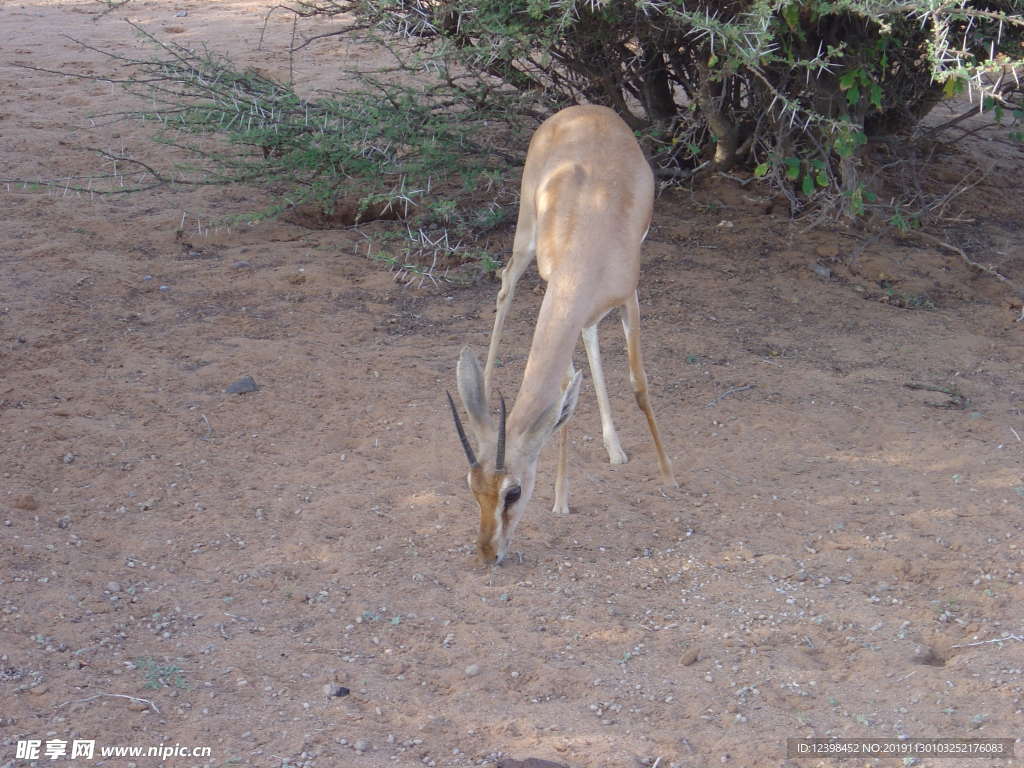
[62,453,76,464]
[13,494,38,511]
[175,9,187,16]
[226,376,259,395]
[680,646,700,666]
[353,739,370,753]
[324,683,350,698]
[57,516,71,529]
[127,700,150,712]
[464,664,481,677]
[106,582,122,593]
[232,261,252,269]
[809,263,832,281]
[29,684,49,696]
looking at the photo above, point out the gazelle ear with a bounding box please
[519,370,582,458]
[456,346,493,438]
[552,370,582,431]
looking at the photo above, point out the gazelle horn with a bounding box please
[495,394,507,473]
[446,391,478,468]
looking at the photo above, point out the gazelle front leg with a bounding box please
[552,363,575,515]
[483,223,536,401]
[582,322,628,465]
[622,290,678,487]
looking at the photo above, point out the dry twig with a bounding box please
[53,692,160,714]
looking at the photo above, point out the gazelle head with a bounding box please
[448,347,581,565]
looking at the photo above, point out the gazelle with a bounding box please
[448,104,676,565]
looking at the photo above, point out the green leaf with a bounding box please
[708,53,719,68]
[838,71,858,91]
[943,77,965,98]
[834,128,867,159]
[784,157,800,180]
[782,3,802,36]
[869,83,883,111]
[846,86,861,106]
[801,174,815,196]
[849,186,865,216]
[816,170,829,187]
[754,162,770,178]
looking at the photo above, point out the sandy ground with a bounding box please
[2,3,1024,767]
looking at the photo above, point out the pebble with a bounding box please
[29,684,49,696]
[809,263,832,280]
[464,664,481,677]
[680,646,700,666]
[127,700,149,712]
[226,376,259,394]
[323,683,350,697]
[106,582,122,593]
[353,739,370,753]
[13,494,38,511]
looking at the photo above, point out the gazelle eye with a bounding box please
[505,486,522,506]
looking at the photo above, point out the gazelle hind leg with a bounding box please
[484,218,536,402]
[622,290,678,487]
[582,323,627,465]
[552,362,575,515]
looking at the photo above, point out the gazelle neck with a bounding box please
[507,285,588,441]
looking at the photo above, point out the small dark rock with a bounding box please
[13,494,38,511]
[324,684,350,698]
[226,376,259,395]
[231,261,252,269]
[57,516,71,529]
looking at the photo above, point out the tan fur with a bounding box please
[453,105,677,565]
[468,467,503,561]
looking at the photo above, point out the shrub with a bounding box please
[292,0,1024,215]
[17,2,1023,240]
